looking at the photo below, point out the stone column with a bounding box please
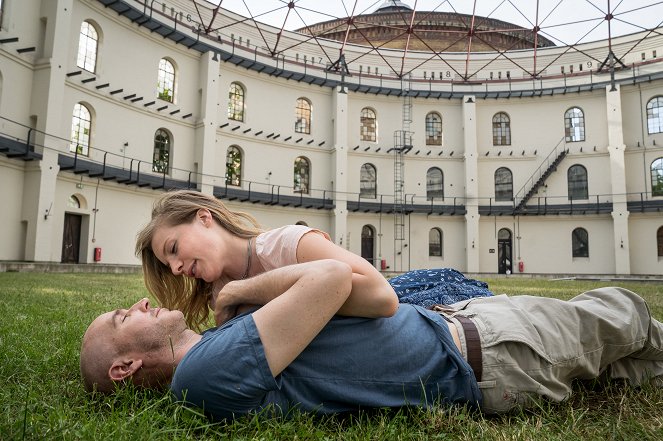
[194,51,220,195]
[462,96,480,272]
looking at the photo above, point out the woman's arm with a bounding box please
[295,231,398,319]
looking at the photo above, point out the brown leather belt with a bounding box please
[453,315,483,383]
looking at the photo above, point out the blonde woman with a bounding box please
[136,190,398,330]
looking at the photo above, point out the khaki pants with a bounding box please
[445,288,663,413]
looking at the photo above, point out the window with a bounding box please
[361,225,375,263]
[152,129,170,173]
[425,112,442,145]
[226,145,242,186]
[564,107,585,142]
[658,226,663,257]
[494,167,513,201]
[70,103,91,156]
[567,164,588,200]
[652,157,663,196]
[77,21,99,73]
[360,108,377,142]
[572,227,589,258]
[647,97,663,134]
[295,98,311,134]
[492,112,511,146]
[294,156,310,194]
[429,228,442,257]
[227,83,244,121]
[360,163,377,199]
[157,58,175,102]
[426,167,444,200]
[68,195,81,209]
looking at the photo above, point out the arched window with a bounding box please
[492,112,511,146]
[572,227,589,258]
[426,167,444,200]
[70,103,91,156]
[652,157,663,196]
[425,112,442,145]
[360,163,377,199]
[77,21,98,73]
[295,98,311,134]
[152,129,170,173]
[157,58,175,102]
[647,96,663,134]
[565,107,585,142]
[568,164,588,200]
[68,195,81,209]
[227,83,244,121]
[294,156,310,194]
[657,226,663,257]
[429,228,442,257]
[295,221,308,226]
[226,145,242,186]
[360,108,377,142]
[494,167,513,201]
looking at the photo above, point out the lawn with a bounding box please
[1,272,662,440]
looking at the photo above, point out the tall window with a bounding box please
[152,129,170,173]
[492,112,511,146]
[227,83,244,121]
[652,157,663,196]
[657,226,663,257]
[494,167,513,201]
[360,163,377,199]
[77,21,99,73]
[226,145,242,186]
[361,225,375,264]
[70,103,91,156]
[157,58,175,102]
[564,107,585,142]
[426,167,444,200]
[429,228,442,257]
[647,96,663,134]
[294,156,310,194]
[360,108,377,142]
[425,112,442,145]
[295,98,311,134]
[568,164,588,200]
[572,227,589,258]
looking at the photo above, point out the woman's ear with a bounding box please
[109,358,143,382]
[197,208,212,227]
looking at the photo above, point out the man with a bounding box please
[81,260,663,419]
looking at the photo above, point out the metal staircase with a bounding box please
[393,75,413,270]
[514,138,568,211]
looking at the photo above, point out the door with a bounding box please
[497,228,512,274]
[360,225,375,265]
[61,213,82,263]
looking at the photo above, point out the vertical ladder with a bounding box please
[393,75,412,270]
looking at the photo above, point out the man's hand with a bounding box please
[213,281,247,325]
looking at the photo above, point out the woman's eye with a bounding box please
[171,243,177,254]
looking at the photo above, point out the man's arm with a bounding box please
[222,259,352,377]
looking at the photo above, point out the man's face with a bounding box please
[92,298,187,356]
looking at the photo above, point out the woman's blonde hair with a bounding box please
[135,190,262,331]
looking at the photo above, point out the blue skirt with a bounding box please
[389,268,493,308]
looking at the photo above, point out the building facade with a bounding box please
[1,0,662,275]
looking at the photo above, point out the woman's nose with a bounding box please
[169,259,183,276]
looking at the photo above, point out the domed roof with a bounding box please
[375,1,413,13]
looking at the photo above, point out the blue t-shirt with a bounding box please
[170,304,481,420]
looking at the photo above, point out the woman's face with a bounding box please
[151,210,226,283]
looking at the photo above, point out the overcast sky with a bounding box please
[216,0,663,46]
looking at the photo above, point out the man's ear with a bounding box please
[197,208,212,227]
[109,358,143,382]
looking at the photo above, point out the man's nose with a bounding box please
[129,298,150,312]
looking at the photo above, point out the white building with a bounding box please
[1,0,662,275]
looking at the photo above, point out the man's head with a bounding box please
[80,298,192,393]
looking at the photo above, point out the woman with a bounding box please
[136,190,492,331]
[135,190,398,330]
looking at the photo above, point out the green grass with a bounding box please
[1,272,662,440]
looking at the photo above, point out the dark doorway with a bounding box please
[62,213,82,263]
[361,225,375,265]
[497,228,512,274]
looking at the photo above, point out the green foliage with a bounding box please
[1,273,662,440]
